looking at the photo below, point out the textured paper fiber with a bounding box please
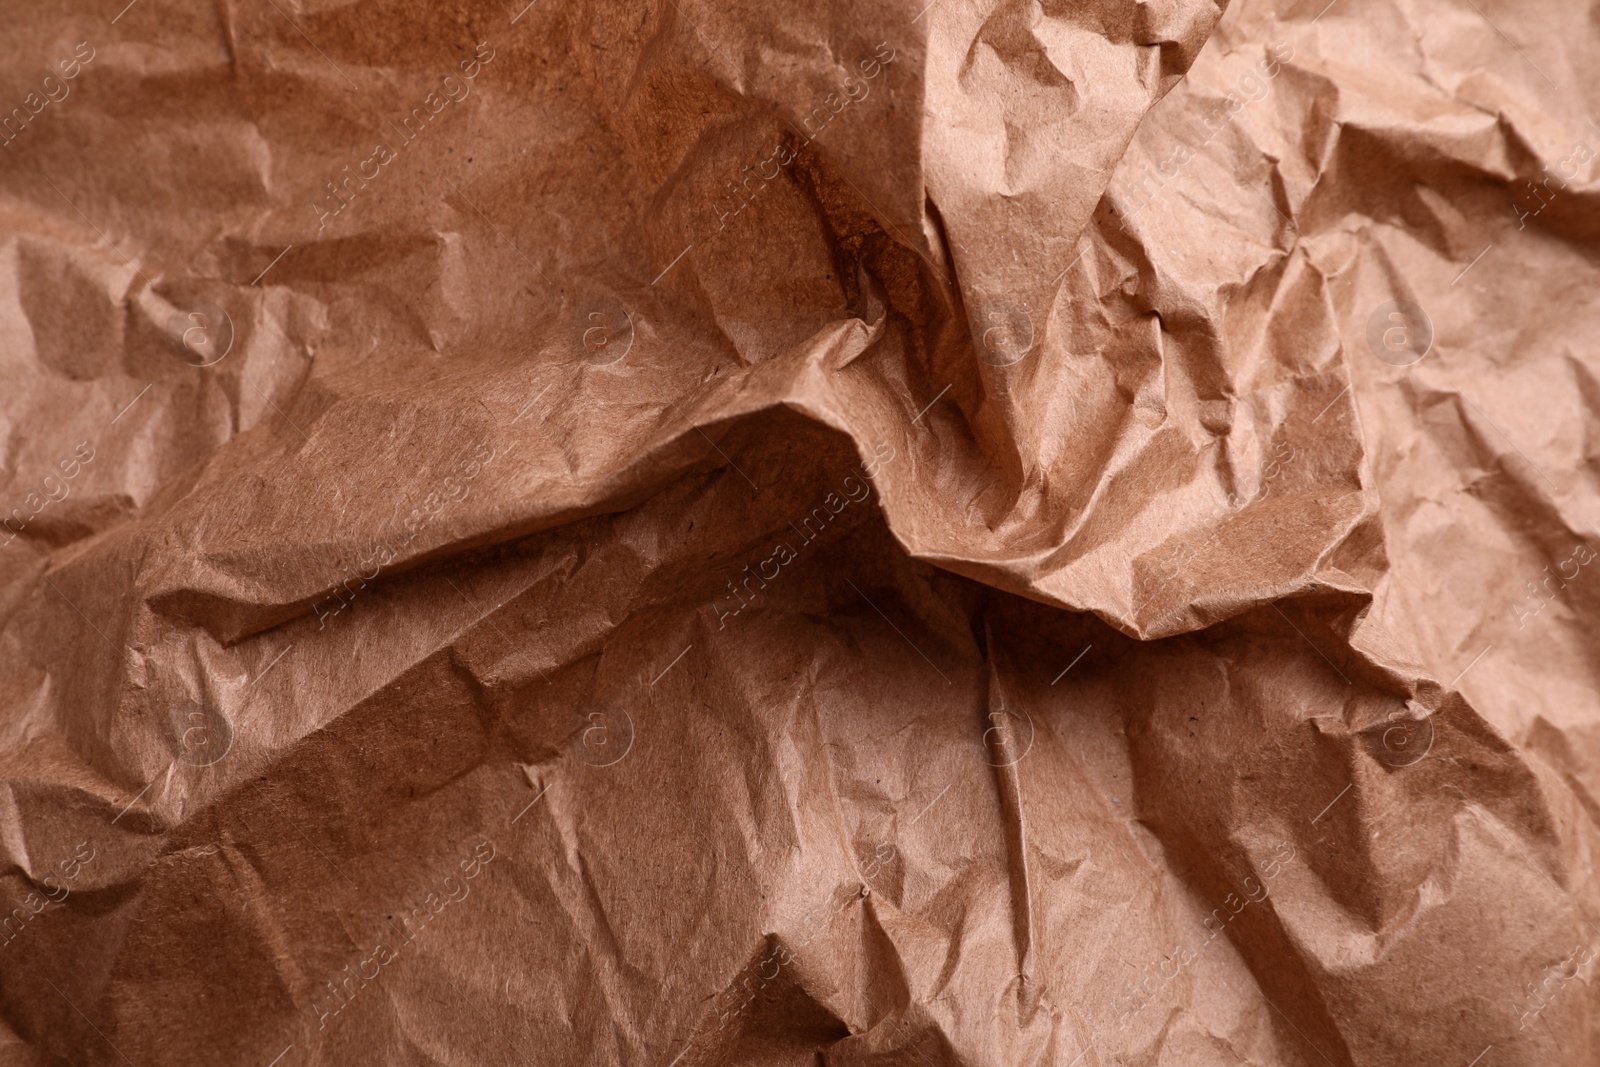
[0,0,1597,1064]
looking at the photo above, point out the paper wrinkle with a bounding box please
[215,827,313,996]
[5,0,1600,1063]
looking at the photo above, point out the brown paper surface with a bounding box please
[1,0,1597,1063]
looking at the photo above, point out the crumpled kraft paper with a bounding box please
[0,0,1597,1063]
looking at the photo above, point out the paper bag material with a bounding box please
[0,0,1597,1064]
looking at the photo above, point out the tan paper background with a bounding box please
[0,0,1597,1063]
